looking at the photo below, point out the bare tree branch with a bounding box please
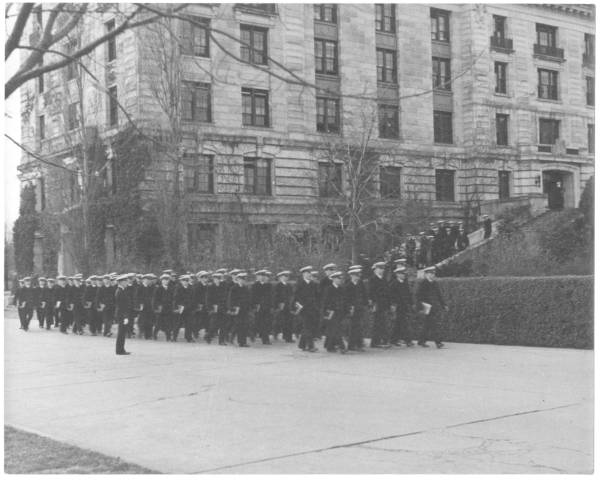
[5,2,33,60]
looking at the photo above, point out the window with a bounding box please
[240,25,267,65]
[435,169,455,202]
[496,114,509,146]
[182,82,211,122]
[493,15,506,39]
[243,157,272,195]
[38,177,46,211]
[375,4,395,33]
[235,4,277,15]
[183,154,214,193]
[378,105,399,139]
[106,19,116,61]
[242,88,269,127]
[380,166,401,198]
[539,118,559,145]
[377,49,397,83]
[432,57,451,90]
[108,85,118,127]
[314,39,338,75]
[498,171,510,200]
[38,115,45,140]
[584,33,595,63]
[318,162,342,197]
[65,40,78,80]
[38,73,44,94]
[314,4,336,23]
[536,23,556,48]
[586,76,594,106]
[538,69,558,100]
[588,124,594,153]
[433,111,453,144]
[181,16,209,57]
[187,223,217,257]
[494,62,507,94]
[316,97,340,133]
[67,102,79,131]
[430,8,449,42]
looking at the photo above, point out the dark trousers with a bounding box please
[232,313,248,346]
[324,313,345,352]
[206,311,225,343]
[154,312,171,339]
[298,309,317,350]
[179,310,194,341]
[419,310,442,344]
[42,307,53,329]
[115,321,127,354]
[370,307,389,347]
[36,308,44,327]
[255,308,271,344]
[390,310,412,344]
[60,310,72,332]
[87,309,101,334]
[72,307,84,333]
[18,308,33,330]
[348,307,365,349]
[274,309,293,342]
[101,308,113,335]
[138,310,154,339]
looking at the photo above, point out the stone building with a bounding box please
[18,3,595,272]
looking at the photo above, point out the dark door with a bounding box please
[543,171,564,210]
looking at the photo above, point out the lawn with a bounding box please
[4,426,157,474]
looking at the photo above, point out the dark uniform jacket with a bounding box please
[206,283,228,312]
[415,279,446,312]
[173,284,195,312]
[388,278,413,314]
[293,278,319,315]
[83,285,97,309]
[368,275,390,309]
[54,285,69,311]
[134,284,155,312]
[17,286,34,309]
[193,283,208,311]
[345,280,368,309]
[96,284,115,312]
[273,282,293,311]
[228,283,251,313]
[39,286,54,309]
[114,286,134,322]
[70,284,85,310]
[322,284,346,315]
[152,284,174,314]
[251,282,272,312]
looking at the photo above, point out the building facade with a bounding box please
[18,3,595,272]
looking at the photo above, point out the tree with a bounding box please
[13,184,38,275]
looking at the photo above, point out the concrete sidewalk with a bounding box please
[4,309,593,473]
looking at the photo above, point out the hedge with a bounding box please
[426,276,594,349]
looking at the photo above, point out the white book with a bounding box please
[421,302,432,315]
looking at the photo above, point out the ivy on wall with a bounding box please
[13,185,38,276]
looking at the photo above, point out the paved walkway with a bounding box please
[4,310,593,474]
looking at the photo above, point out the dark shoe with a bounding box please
[436,342,445,349]
[405,341,415,347]
[116,351,131,355]
[239,344,249,348]
[91,333,97,336]
[308,347,318,353]
[391,342,402,346]
[418,342,429,347]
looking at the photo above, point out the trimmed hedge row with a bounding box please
[430,275,593,349]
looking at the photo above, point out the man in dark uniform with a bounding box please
[57,276,73,333]
[39,277,54,329]
[345,267,367,351]
[293,266,319,352]
[322,271,347,353]
[34,277,47,328]
[405,235,417,267]
[251,270,273,345]
[70,275,85,334]
[318,263,336,337]
[125,273,138,338]
[457,224,470,251]
[84,276,99,335]
[389,265,415,347]
[96,274,115,337]
[483,214,492,239]
[227,271,251,347]
[173,274,196,342]
[193,271,209,340]
[115,274,133,355]
[135,274,156,340]
[416,266,448,348]
[152,273,174,341]
[273,270,294,343]
[206,272,228,344]
[17,277,34,331]
[45,278,58,327]
[367,261,391,348]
